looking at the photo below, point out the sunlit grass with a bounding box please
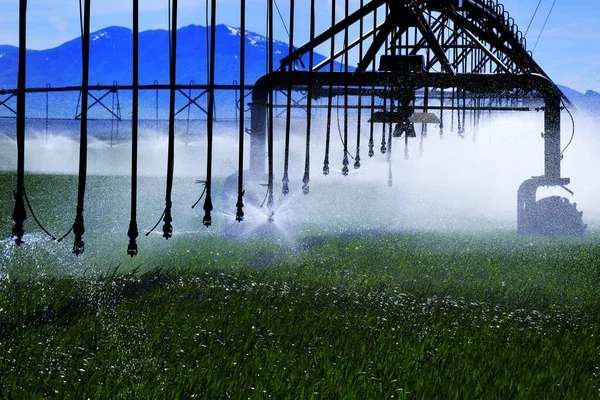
[1,172,600,398]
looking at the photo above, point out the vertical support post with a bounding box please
[544,89,561,179]
[302,0,315,195]
[354,0,364,170]
[203,0,216,226]
[236,0,246,220]
[368,4,376,157]
[111,87,116,147]
[323,0,335,176]
[450,87,455,132]
[249,95,267,177]
[154,80,159,132]
[186,80,193,145]
[45,83,50,146]
[71,0,91,255]
[439,87,444,136]
[12,0,27,244]
[282,0,295,191]
[163,0,178,238]
[341,0,349,176]
[127,0,139,256]
[267,0,275,216]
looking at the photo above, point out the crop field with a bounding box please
[1,172,600,398]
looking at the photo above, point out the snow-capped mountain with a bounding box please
[0,24,343,89]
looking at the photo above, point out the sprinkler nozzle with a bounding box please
[127,241,138,257]
[163,203,173,239]
[72,237,84,256]
[203,195,213,227]
[354,156,361,170]
[127,220,139,257]
[12,190,26,245]
[302,183,310,195]
[323,162,330,176]
[72,213,85,255]
[282,175,290,195]
[12,224,24,245]
[302,176,310,195]
[236,192,244,222]
[162,222,173,239]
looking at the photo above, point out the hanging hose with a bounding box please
[162,0,178,238]
[380,96,387,154]
[12,0,27,245]
[23,190,56,241]
[368,5,376,158]
[354,0,364,170]
[191,181,207,209]
[266,0,275,221]
[323,0,335,176]
[341,0,349,177]
[128,0,140,257]
[439,87,444,136]
[71,0,91,256]
[203,0,216,227]
[282,0,294,194]
[302,0,315,196]
[450,87,455,132]
[387,111,393,187]
[237,0,247,218]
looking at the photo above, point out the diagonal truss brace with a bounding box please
[75,90,121,121]
[0,93,17,116]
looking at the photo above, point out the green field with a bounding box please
[1,172,600,398]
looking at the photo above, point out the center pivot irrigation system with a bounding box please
[10,0,586,256]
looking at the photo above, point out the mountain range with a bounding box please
[0,24,598,115]
[0,24,339,89]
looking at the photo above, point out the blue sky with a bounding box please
[1,0,599,93]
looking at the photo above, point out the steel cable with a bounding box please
[524,0,544,38]
[532,0,557,53]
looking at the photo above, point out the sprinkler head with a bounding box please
[323,164,330,176]
[127,241,138,257]
[236,193,245,222]
[393,123,403,138]
[354,158,361,170]
[282,176,290,195]
[342,165,349,176]
[235,212,244,223]
[302,183,310,195]
[12,224,24,245]
[406,122,416,138]
[162,222,173,239]
[72,237,84,256]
